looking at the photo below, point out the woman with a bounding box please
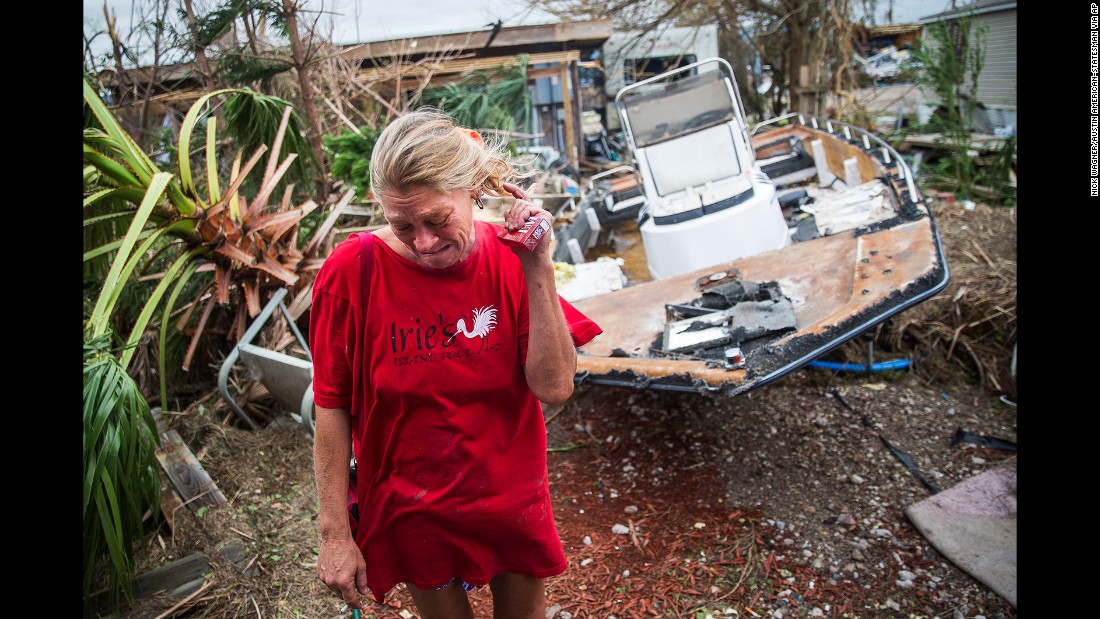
[309,108,601,618]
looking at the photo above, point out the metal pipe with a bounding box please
[806,358,912,372]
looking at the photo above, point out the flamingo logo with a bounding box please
[446,305,498,353]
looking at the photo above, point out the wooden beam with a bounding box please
[527,66,562,80]
[156,429,227,513]
[339,19,611,63]
[357,50,580,82]
[560,62,576,170]
[577,356,747,386]
[85,552,211,612]
[570,59,584,167]
[85,541,253,613]
[132,552,210,599]
[159,480,186,537]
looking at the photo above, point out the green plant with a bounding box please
[977,132,1017,205]
[323,125,382,200]
[910,18,987,199]
[83,332,162,614]
[83,77,323,613]
[222,89,318,194]
[324,56,533,202]
[420,54,531,147]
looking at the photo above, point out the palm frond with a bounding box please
[419,55,531,144]
[87,173,173,338]
[83,333,160,612]
[120,246,210,369]
[222,90,317,193]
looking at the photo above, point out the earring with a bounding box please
[475,195,485,210]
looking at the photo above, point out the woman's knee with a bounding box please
[488,573,546,619]
[407,579,475,619]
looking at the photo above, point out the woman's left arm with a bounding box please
[501,183,577,405]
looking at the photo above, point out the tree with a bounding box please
[523,0,871,120]
[280,0,328,202]
[84,1,331,200]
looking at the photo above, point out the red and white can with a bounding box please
[497,212,552,251]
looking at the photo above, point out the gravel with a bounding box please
[544,367,1018,618]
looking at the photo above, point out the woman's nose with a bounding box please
[413,228,437,251]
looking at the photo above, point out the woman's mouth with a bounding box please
[419,244,451,257]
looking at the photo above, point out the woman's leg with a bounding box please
[406,579,475,619]
[488,573,546,619]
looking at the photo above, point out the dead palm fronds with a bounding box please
[84,80,325,397]
[84,76,339,612]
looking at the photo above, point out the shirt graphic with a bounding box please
[446,305,498,353]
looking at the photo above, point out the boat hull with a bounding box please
[571,118,949,396]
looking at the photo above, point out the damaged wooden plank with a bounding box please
[218,539,259,577]
[159,476,186,536]
[156,429,227,512]
[577,356,746,385]
[85,552,211,612]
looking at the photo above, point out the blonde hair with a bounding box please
[369,108,527,204]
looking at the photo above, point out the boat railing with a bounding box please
[751,113,920,202]
[587,165,640,191]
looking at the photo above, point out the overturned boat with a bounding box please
[558,58,949,396]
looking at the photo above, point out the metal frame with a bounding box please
[217,288,316,434]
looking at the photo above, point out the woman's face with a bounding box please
[380,185,477,269]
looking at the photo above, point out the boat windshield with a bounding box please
[622,70,736,148]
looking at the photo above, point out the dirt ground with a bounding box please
[116,201,1017,619]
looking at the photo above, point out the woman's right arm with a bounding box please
[314,405,369,609]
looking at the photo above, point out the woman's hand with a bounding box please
[500,182,553,261]
[317,535,369,609]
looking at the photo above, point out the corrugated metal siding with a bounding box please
[916,7,1016,129]
[973,10,1016,109]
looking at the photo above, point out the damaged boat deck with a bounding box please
[574,212,944,394]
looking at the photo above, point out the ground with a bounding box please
[114,202,1017,619]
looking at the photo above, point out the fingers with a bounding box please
[356,557,370,598]
[339,582,364,609]
[501,182,526,200]
[501,187,542,231]
[317,542,368,609]
[499,185,552,257]
[318,566,362,608]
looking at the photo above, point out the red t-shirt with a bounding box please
[310,220,601,602]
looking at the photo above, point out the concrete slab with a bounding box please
[904,458,1017,608]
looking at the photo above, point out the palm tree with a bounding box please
[420,55,532,141]
[82,76,332,613]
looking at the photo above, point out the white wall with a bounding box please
[601,24,720,108]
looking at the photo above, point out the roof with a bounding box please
[920,0,1016,23]
[95,18,614,97]
[339,19,613,64]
